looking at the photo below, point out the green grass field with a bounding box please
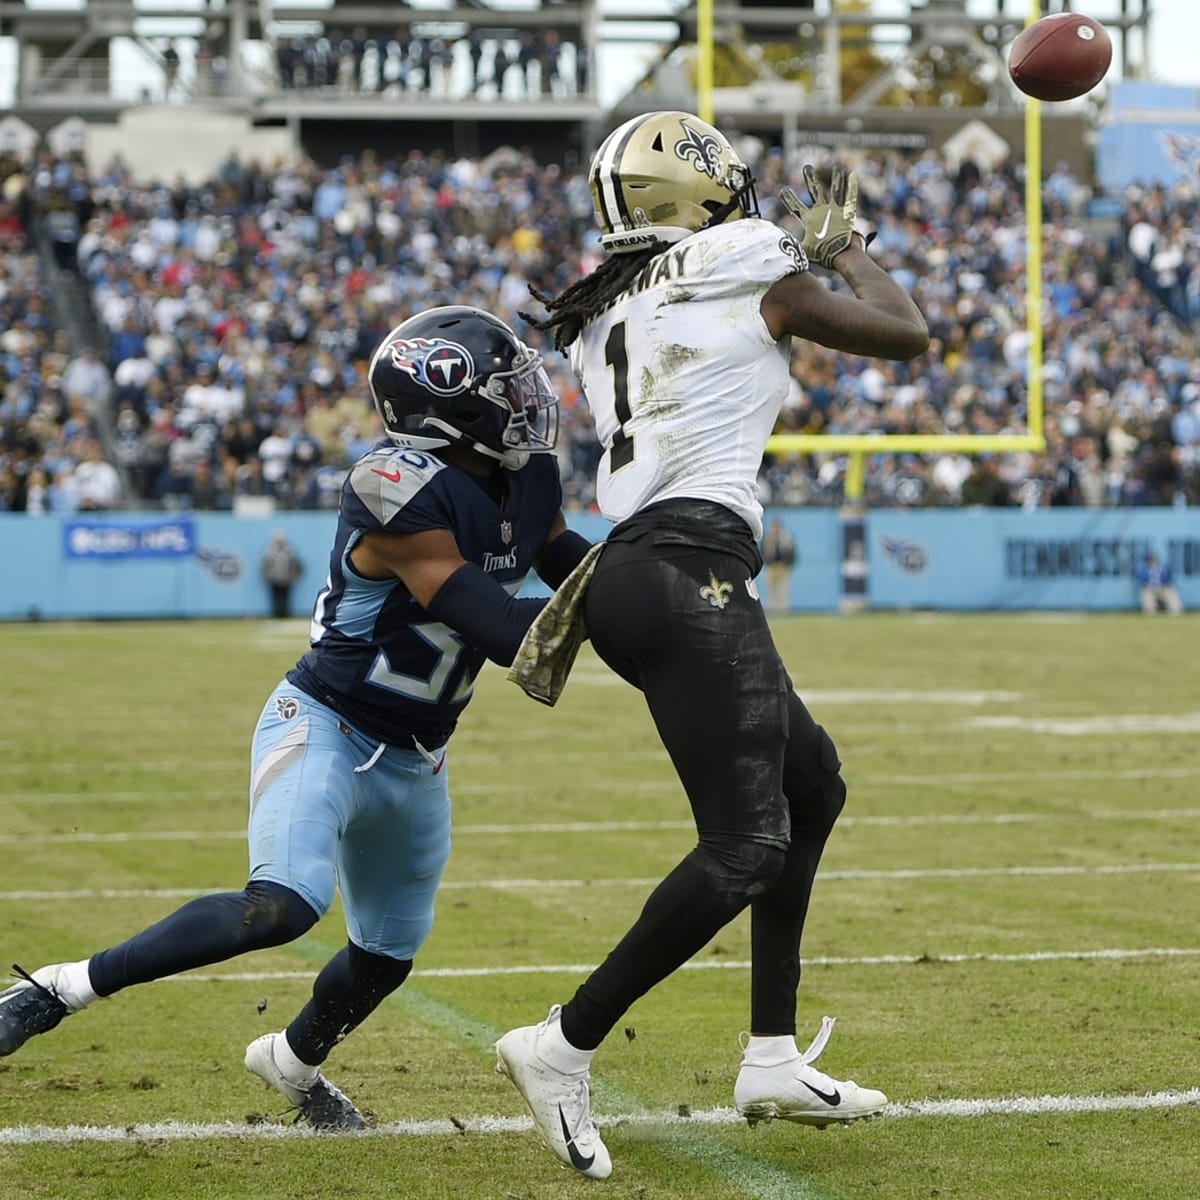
[0,614,1197,1200]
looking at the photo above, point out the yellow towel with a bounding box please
[507,543,605,706]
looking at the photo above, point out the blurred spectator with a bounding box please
[1134,553,1183,615]
[261,528,304,618]
[468,31,485,94]
[61,346,113,413]
[541,32,561,97]
[73,437,123,510]
[761,518,796,613]
[162,40,180,98]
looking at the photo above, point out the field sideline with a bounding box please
[0,613,1197,1200]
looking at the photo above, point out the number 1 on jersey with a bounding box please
[604,320,635,472]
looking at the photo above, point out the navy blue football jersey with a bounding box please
[288,441,562,748]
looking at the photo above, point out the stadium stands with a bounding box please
[1,141,1197,515]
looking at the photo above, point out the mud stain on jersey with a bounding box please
[658,343,703,374]
[661,286,697,305]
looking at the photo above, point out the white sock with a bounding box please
[536,1013,595,1075]
[273,1032,319,1082]
[742,1035,800,1067]
[58,959,99,1011]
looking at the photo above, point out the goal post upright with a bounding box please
[763,0,1048,501]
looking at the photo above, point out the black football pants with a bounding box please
[560,501,846,1050]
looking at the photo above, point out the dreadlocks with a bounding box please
[521,187,753,353]
[521,245,664,353]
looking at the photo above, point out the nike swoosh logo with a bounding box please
[558,1104,595,1172]
[801,1080,841,1106]
[815,211,833,240]
[371,468,403,482]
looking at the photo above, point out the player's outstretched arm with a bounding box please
[765,162,929,360]
[533,511,593,590]
[353,528,548,667]
[760,251,929,360]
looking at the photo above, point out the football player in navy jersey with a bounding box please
[495,113,929,1178]
[0,306,593,1130]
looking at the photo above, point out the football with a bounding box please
[1007,13,1113,102]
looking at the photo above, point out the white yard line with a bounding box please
[4,944,1182,984]
[6,765,1200,804]
[2,1089,1197,1145]
[3,861,1200,902]
[3,806,1200,842]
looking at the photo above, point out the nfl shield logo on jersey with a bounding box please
[500,520,513,545]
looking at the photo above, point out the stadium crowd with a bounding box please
[2,140,1199,517]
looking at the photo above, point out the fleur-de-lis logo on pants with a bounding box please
[700,571,733,610]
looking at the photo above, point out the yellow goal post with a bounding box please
[695,0,1047,500]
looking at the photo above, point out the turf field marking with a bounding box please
[60,944,1195,984]
[7,764,1200,804]
[569,677,1027,705]
[968,713,1200,735]
[857,767,1200,786]
[2,1088,1197,1145]
[2,861,1200,904]
[3,861,1200,898]
[4,807,1200,841]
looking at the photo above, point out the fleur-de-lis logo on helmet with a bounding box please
[674,120,725,180]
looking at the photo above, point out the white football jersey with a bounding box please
[569,219,807,541]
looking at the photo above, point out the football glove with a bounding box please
[508,543,603,706]
[779,163,866,268]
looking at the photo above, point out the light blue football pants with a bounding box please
[248,682,451,959]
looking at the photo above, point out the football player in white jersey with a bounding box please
[496,111,928,1178]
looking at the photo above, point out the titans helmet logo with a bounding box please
[389,337,475,396]
[674,121,725,180]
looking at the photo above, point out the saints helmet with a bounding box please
[368,306,558,471]
[589,111,760,254]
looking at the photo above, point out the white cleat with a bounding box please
[495,1005,612,1179]
[244,1032,366,1131]
[735,1016,887,1128]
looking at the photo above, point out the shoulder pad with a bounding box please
[695,218,808,285]
[349,447,446,525]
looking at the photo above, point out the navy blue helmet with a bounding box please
[368,306,559,470]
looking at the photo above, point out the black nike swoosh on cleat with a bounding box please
[800,1081,842,1106]
[557,1104,596,1172]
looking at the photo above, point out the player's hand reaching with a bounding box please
[779,163,865,268]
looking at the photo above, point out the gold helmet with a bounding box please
[589,111,759,254]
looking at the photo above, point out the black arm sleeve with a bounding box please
[535,529,593,591]
[424,563,548,668]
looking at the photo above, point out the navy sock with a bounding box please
[88,881,318,997]
[286,942,412,1065]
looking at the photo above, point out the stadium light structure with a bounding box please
[690,0,1049,502]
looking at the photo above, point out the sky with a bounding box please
[1,0,1197,112]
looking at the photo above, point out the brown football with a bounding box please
[1008,13,1112,102]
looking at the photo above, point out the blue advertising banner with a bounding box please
[866,508,1200,611]
[1097,81,1200,191]
[1,508,1195,621]
[63,517,197,560]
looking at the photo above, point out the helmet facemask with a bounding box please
[428,345,560,471]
